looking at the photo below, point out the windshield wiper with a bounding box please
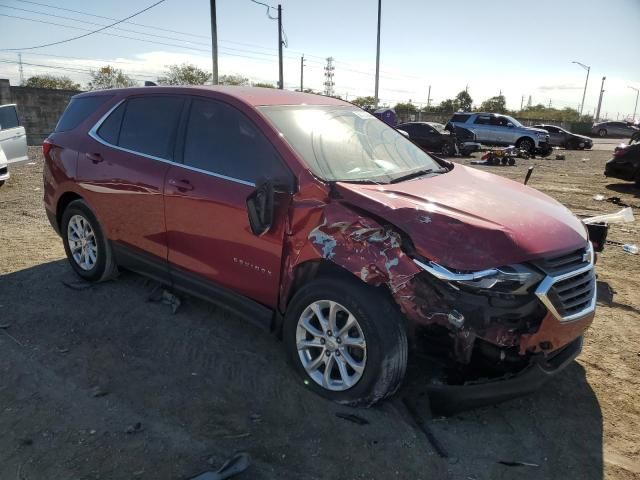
[390,168,441,184]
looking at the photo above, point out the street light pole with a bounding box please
[629,86,639,123]
[595,76,606,121]
[572,61,590,118]
[209,0,218,84]
[277,4,283,89]
[374,0,381,107]
[300,54,305,91]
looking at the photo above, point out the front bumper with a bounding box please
[0,166,9,182]
[427,336,583,414]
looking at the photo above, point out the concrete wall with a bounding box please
[0,79,80,145]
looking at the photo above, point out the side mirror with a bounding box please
[246,179,274,236]
[507,122,514,128]
[397,129,410,138]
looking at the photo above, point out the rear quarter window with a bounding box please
[451,113,471,123]
[55,96,111,132]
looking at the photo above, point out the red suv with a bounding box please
[44,87,596,410]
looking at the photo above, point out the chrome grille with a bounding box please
[534,243,596,322]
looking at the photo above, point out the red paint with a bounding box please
[44,86,595,364]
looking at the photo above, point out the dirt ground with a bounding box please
[0,145,638,480]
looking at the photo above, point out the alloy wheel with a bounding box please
[296,300,367,391]
[67,214,98,271]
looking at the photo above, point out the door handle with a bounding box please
[168,178,194,192]
[86,152,103,164]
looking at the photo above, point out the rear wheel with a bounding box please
[598,128,607,137]
[283,276,407,406]
[61,199,117,282]
[440,142,453,157]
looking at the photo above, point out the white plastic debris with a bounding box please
[583,207,635,225]
[593,194,605,201]
[623,244,638,255]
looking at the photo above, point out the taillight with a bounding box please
[42,139,53,161]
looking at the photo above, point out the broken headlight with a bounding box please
[413,259,543,295]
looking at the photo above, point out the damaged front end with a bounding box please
[289,199,596,412]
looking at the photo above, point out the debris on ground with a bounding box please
[90,386,108,398]
[623,244,638,255]
[583,207,635,225]
[335,412,369,425]
[125,422,143,434]
[55,346,70,354]
[593,194,605,201]
[555,154,566,160]
[147,284,181,314]
[188,452,251,480]
[498,460,540,467]
[61,279,93,290]
[0,322,11,329]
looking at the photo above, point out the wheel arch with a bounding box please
[56,191,84,229]
[516,136,535,147]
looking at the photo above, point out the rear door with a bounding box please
[471,114,494,142]
[82,95,185,280]
[164,96,293,309]
[542,126,564,146]
[0,104,28,165]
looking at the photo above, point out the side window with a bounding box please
[118,96,184,159]
[474,115,490,125]
[451,114,470,123]
[55,96,110,132]
[183,97,289,183]
[0,105,20,130]
[422,125,436,134]
[490,116,509,126]
[398,124,415,135]
[96,103,125,145]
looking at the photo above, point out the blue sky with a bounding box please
[0,0,639,118]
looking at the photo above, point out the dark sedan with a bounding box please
[396,121,457,156]
[534,124,593,150]
[605,140,640,184]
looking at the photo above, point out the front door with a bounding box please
[164,96,293,308]
[0,104,28,164]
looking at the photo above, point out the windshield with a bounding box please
[259,105,443,183]
[428,122,447,133]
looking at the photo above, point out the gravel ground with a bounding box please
[0,146,639,480]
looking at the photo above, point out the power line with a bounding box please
[1,0,167,51]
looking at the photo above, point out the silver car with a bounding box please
[0,104,28,168]
[449,112,551,153]
[592,121,639,138]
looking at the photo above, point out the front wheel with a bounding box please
[598,129,607,137]
[440,142,453,157]
[61,199,117,282]
[516,137,535,153]
[283,276,407,406]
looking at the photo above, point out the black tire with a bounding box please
[61,199,117,282]
[440,142,453,157]
[598,128,607,137]
[283,276,408,407]
[516,137,535,153]
[0,180,4,187]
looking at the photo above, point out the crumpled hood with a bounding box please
[335,165,587,271]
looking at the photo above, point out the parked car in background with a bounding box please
[631,129,640,144]
[0,144,9,186]
[448,112,552,155]
[396,121,456,156]
[44,87,596,409]
[533,124,593,150]
[0,104,28,166]
[592,121,639,138]
[605,138,640,184]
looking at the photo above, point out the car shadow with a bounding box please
[0,260,447,480]
[605,183,640,198]
[402,347,604,479]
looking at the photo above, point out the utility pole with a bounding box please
[374,0,381,107]
[277,4,283,89]
[323,57,335,97]
[426,85,431,112]
[548,98,552,108]
[209,0,218,84]
[18,53,24,84]
[300,54,305,91]
[572,61,590,117]
[629,86,639,123]
[595,76,606,121]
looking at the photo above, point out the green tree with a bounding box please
[219,74,250,86]
[350,96,377,109]
[393,102,417,114]
[23,74,81,90]
[479,95,507,113]
[157,63,211,85]
[252,82,276,88]
[455,90,473,111]
[87,66,136,90]
[435,98,456,113]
